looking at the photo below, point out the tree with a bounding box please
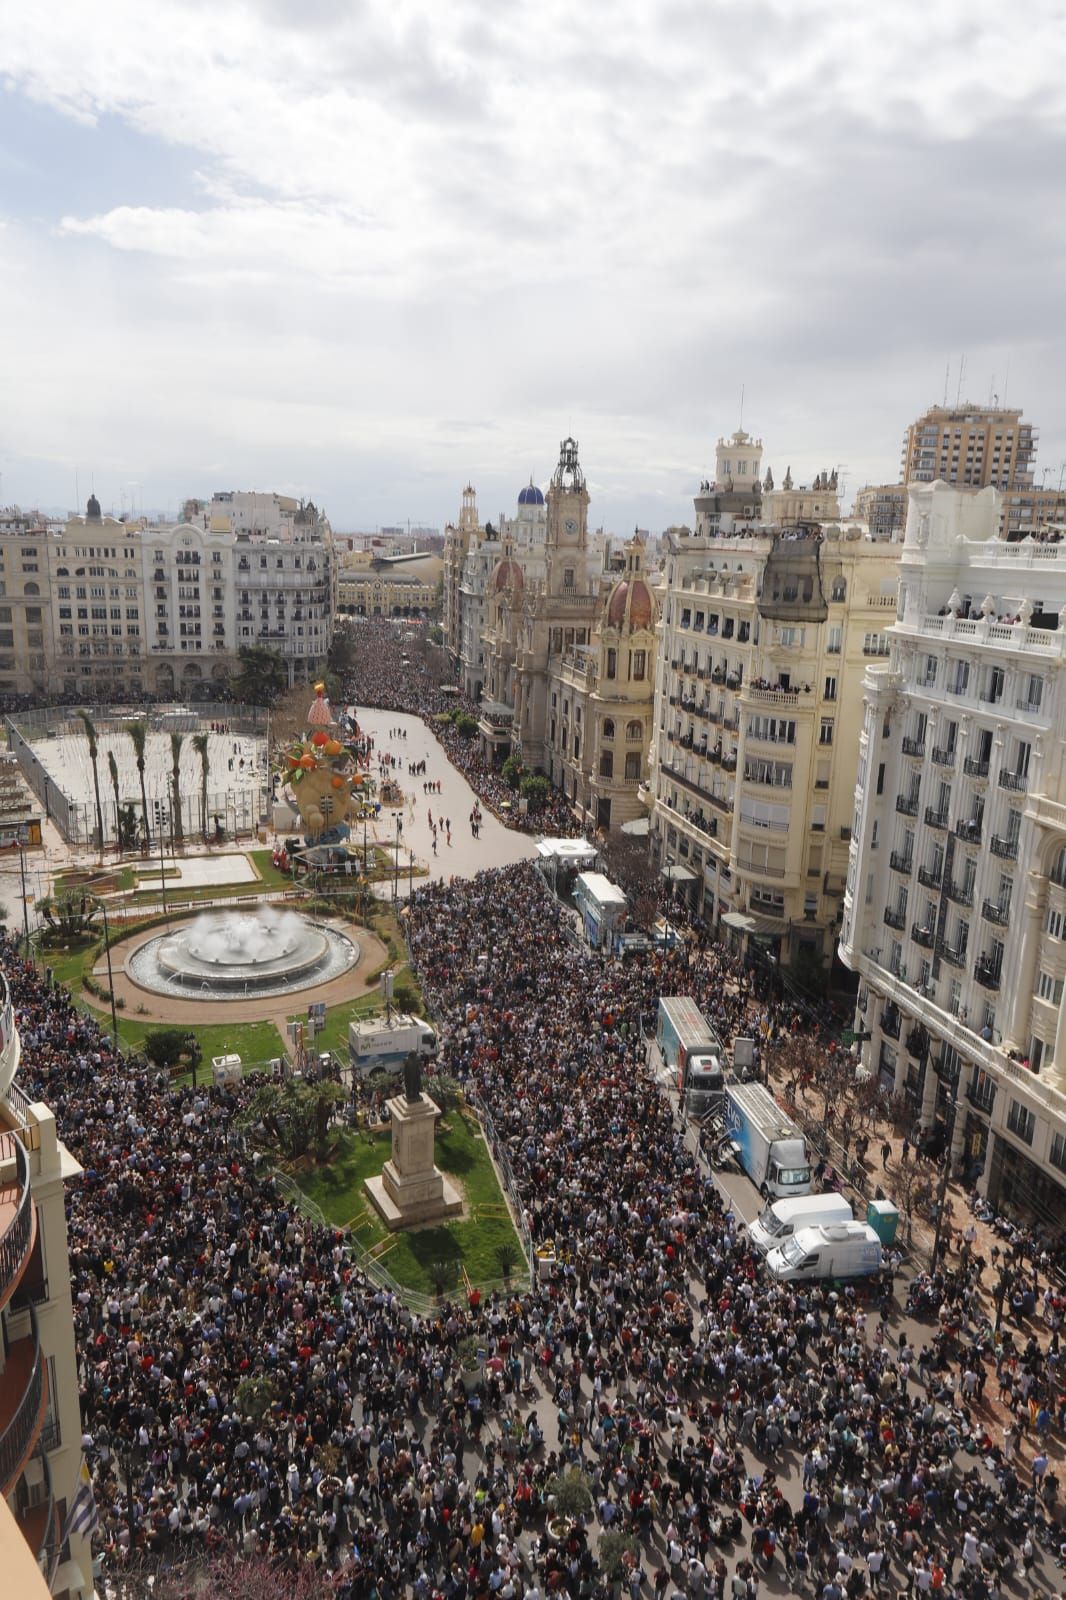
[232,644,288,706]
[455,713,478,739]
[77,709,105,858]
[893,1161,935,1246]
[519,774,551,811]
[144,1028,199,1072]
[107,750,122,854]
[308,1079,346,1163]
[501,755,524,791]
[127,720,151,849]
[117,803,140,852]
[192,732,210,842]
[169,732,185,847]
[153,1552,336,1600]
[38,888,101,944]
[245,1079,342,1163]
[547,1468,593,1520]
[327,625,357,678]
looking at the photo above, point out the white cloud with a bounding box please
[0,0,1064,524]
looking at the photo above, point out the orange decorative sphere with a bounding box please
[299,753,316,770]
[331,775,345,790]
[311,730,329,747]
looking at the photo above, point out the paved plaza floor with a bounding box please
[354,708,539,892]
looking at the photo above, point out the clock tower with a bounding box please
[545,435,590,592]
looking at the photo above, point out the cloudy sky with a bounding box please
[2,0,1065,533]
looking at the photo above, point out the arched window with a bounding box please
[831,578,847,602]
[23,582,39,595]
[602,718,615,740]
[626,719,643,740]
[1051,846,1066,888]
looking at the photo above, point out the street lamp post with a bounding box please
[98,901,120,1050]
[394,813,401,902]
[409,848,414,899]
[158,790,169,922]
[17,843,30,958]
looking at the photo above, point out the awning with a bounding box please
[720,909,786,938]
[661,864,696,883]
[621,816,650,836]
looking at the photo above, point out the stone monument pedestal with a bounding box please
[364,1092,463,1230]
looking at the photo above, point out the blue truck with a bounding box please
[722,1081,811,1200]
[652,996,726,1116]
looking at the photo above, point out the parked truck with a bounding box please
[722,1081,811,1199]
[652,996,726,1116]
[348,1013,438,1081]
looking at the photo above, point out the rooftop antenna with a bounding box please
[1058,463,1065,492]
[942,362,950,407]
[954,355,965,407]
[988,374,996,407]
[1002,355,1011,410]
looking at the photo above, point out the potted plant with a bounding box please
[546,1468,593,1540]
[315,1442,344,1504]
[457,1333,482,1393]
[598,1530,640,1594]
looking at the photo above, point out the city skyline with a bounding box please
[2,0,1065,528]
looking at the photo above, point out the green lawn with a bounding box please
[248,849,295,888]
[295,1109,525,1294]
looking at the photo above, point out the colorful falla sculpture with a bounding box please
[281,682,369,844]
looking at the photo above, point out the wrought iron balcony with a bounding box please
[901,737,926,757]
[931,746,955,767]
[981,899,1010,927]
[963,757,989,779]
[889,851,913,874]
[998,770,1028,793]
[934,939,965,968]
[924,807,949,830]
[917,864,942,889]
[990,834,1018,860]
[911,924,935,949]
[0,1134,35,1315]
[883,905,906,931]
[974,959,1001,990]
[0,1305,46,1497]
[896,794,920,817]
[955,819,983,845]
[945,880,973,908]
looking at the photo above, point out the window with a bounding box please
[1037,971,1064,1005]
[1050,1132,1066,1175]
[1047,908,1064,940]
[624,751,641,781]
[1006,1099,1035,1145]
[921,655,937,687]
[599,751,613,778]
[863,632,890,657]
[827,626,842,654]
[630,649,646,681]
[830,578,846,602]
[626,719,642,740]
[819,718,834,746]
[606,648,616,680]
[824,675,837,701]
[602,718,615,740]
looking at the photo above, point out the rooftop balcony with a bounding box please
[0,1136,35,1315]
[0,1306,46,1497]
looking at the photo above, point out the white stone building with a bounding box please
[840,482,1066,1220]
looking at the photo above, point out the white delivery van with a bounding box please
[764,1221,883,1283]
[748,1192,853,1255]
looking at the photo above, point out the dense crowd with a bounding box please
[342,622,580,837]
[4,848,1066,1597]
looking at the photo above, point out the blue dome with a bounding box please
[517,480,544,507]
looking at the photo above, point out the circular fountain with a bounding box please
[127,907,359,1000]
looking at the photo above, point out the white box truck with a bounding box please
[748,1192,852,1255]
[722,1081,811,1199]
[652,997,726,1116]
[765,1221,883,1283]
[348,1013,438,1080]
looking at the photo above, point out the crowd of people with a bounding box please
[4,843,1066,1597]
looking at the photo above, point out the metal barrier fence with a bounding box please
[465,1088,536,1280]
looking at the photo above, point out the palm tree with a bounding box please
[127,720,151,850]
[77,709,105,858]
[107,751,122,854]
[169,732,185,848]
[192,732,210,843]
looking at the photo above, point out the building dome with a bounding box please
[517,480,544,507]
[605,575,655,631]
[492,555,524,593]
